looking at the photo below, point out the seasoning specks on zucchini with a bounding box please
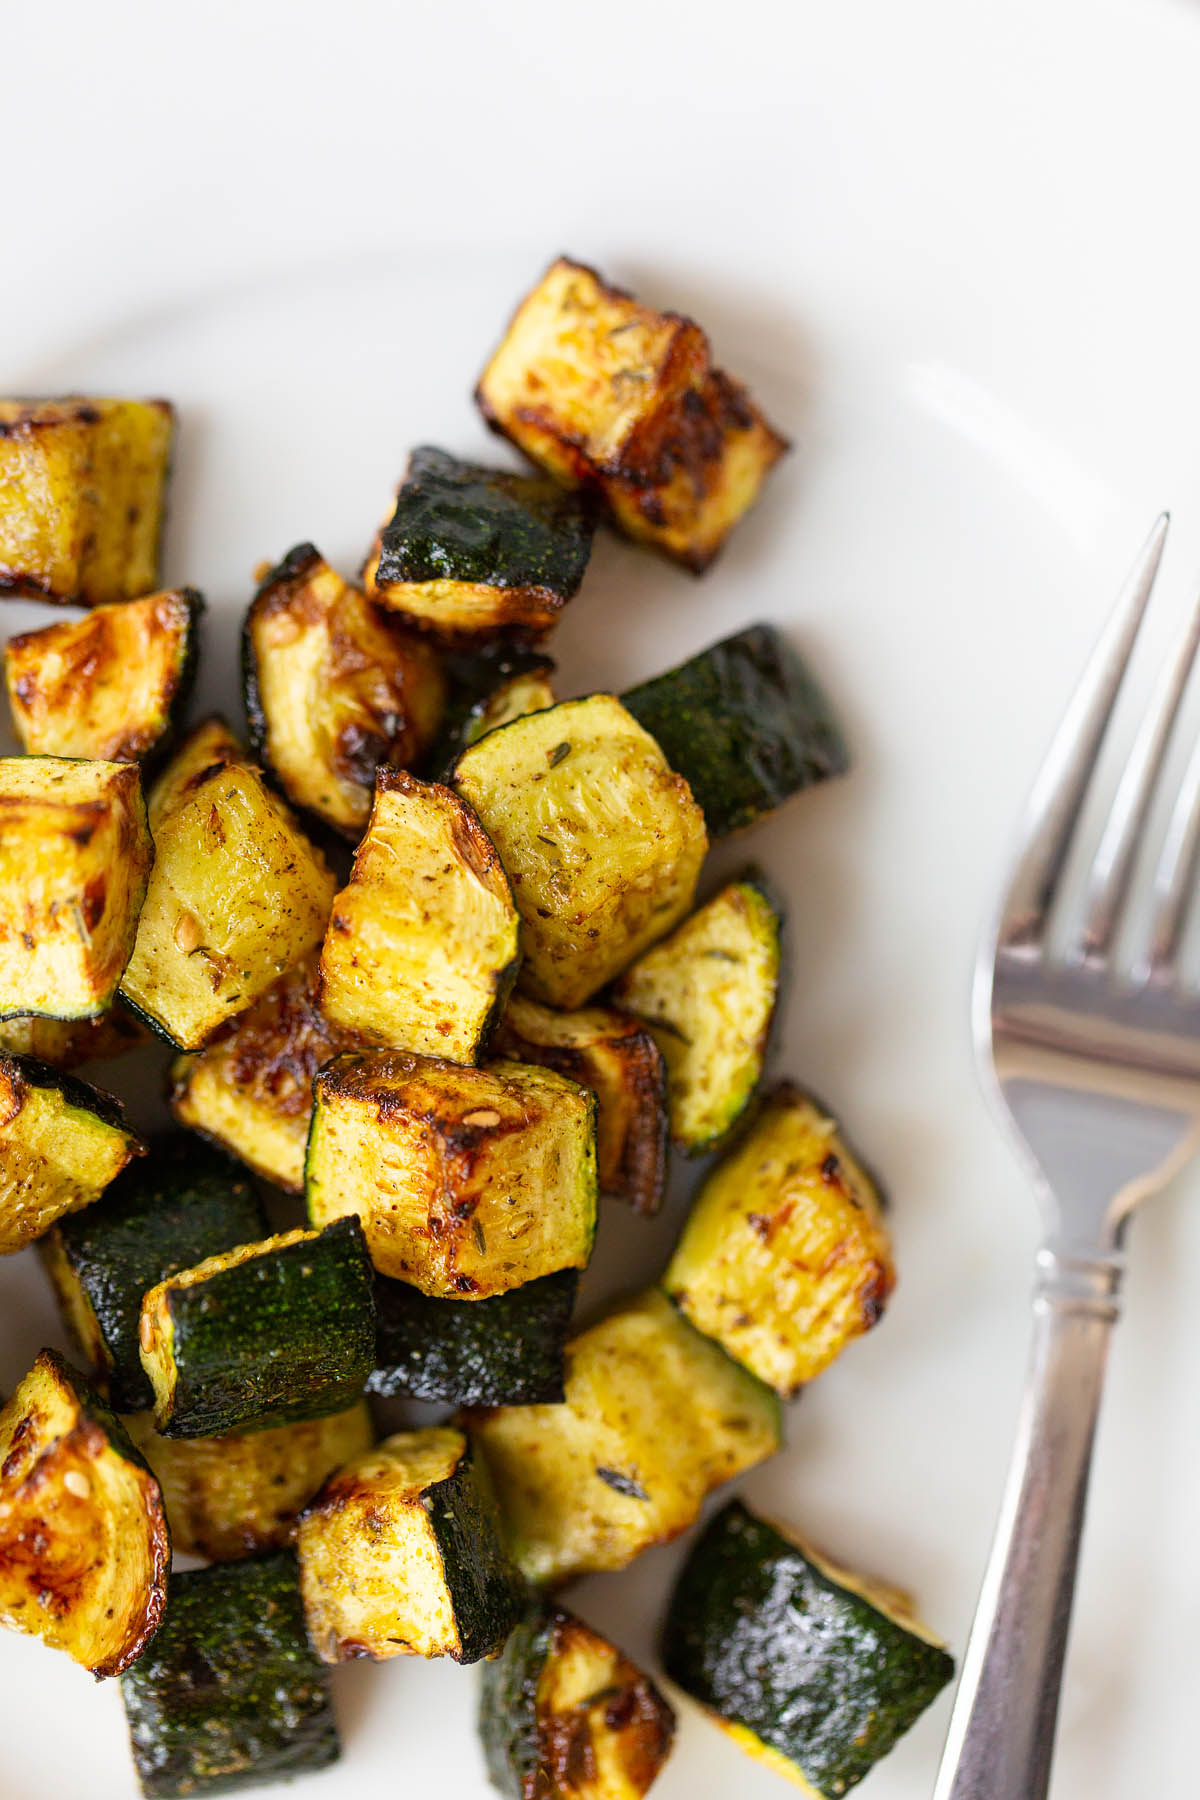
[0,1052,142,1254]
[370,1267,578,1405]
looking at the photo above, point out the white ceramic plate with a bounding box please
[5,2,1200,1794]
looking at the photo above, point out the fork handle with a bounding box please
[933,1248,1122,1800]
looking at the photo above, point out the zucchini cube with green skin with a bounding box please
[454,695,708,1009]
[298,1425,521,1663]
[425,642,557,778]
[364,446,595,642]
[120,758,337,1051]
[661,1501,955,1796]
[0,1350,168,1676]
[307,1051,597,1296]
[0,1053,141,1254]
[370,1268,578,1404]
[0,756,152,1021]
[0,397,173,605]
[316,768,520,1063]
[481,1599,677,1800]
[243,543,445,837]
[138,1216,376,1438]
[491,991,668,1214]
[5,589,201,762]
[664,1085,894,1396]
[120,1551,340,1798]
[623,623,849,839]
[612,876,781,1153]
[465,1288,780,1588]
[40,1133,268,1413]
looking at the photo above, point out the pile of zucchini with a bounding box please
[0,257,952,1800]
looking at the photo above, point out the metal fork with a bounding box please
[933,515,1200,1800]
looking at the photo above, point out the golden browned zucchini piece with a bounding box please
[664,1085,894,1395]
[243,544,445,836]
[0,1005,146,1069]
[0,1053,141,1254]
[0,1350,168,1674]
[146,714,243,832]
[475,259,787,571]
[0,398,173,604]
[0,757,152,1020]
[5,588,200,761]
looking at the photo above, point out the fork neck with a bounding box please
[1034,1244,1123,1322]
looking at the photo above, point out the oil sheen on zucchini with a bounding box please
[480,1598,677,1800]
[40,1134,267,1412]
[661,1501,955,1797]
[298,1425,521,1663]
[120,1550,340,1797]
[453,695,708,1008]
[138,1217,376,1437]
[622,624,849,838]
[0,756,153,1020]
[465,1288,780,1587]
[612,876,780,1153]
[664,1085,893,1395]
[0,1053,141,1254]
[0,1349,168,1676]
[307,1051,597,1296]
[370,1269,578,1404]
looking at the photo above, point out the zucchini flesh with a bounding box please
[146,714,242,833]
[466,1288,781,1588]
[424,642,556,778]
[0,397,173,605]
[169,952,353,1192]
[4,588,201,761]
[661,1501,955,1796]
[622,624,848,838]
[125,1402,372,1563]
[491,991,667,1214]
[138,1216,376,1437]
[370,1268,577,1404]
[0,1053,141,1254]
[480,1599,676,1800]
[0,756,153,1020]
[120,1550,339,1797]
[0,1004,146,1069]
[453,695,708,1008]
[0,1349,168,1675]
[316,768,520,1063]
[40,1133,267,1412]
[612,876,780,1153]
[298,1425,520,1663]
[364,446,594,641]
[242,543,445,836]
[307,1050,597,1296]
[664,1085,893,1395]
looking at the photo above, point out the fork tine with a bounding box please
[998,515,1169,948]
[1143,726,1200,980]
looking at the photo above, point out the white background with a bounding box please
[4,2,1200,1795]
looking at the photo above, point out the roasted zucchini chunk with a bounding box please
[481,1599,677,1800]
[453,695,707,1009]
[364,446,594,642]
[425,642,557,777]
[125,1402,372,1563]
[622,623,849,838]
[612,876,780,1153]
[662,1501,955,1796]
[370,1268,577,1404]
[475,259,788,571]
[243,543,445,836]
[0,1054,140,1254]
[466,1288,780,1587]
[0,1349,168,1676]
[120,1551,340,1798]
[4,588,200,762]
[298,1425,520,1664]
[664,1085,893,1395]
[316,769,519,1062]
[0,1003,146,1069]
[40,1134,267,1412]
[170,953,353,1192]
[121,757,336,1050]
[464,660,556,743]
[307,1051,597,1296]
[146,714,243,832]
[0,756,152,1020]
[138,1217,376,1438]
[0,397,173,605]
[491,992,667,1214]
